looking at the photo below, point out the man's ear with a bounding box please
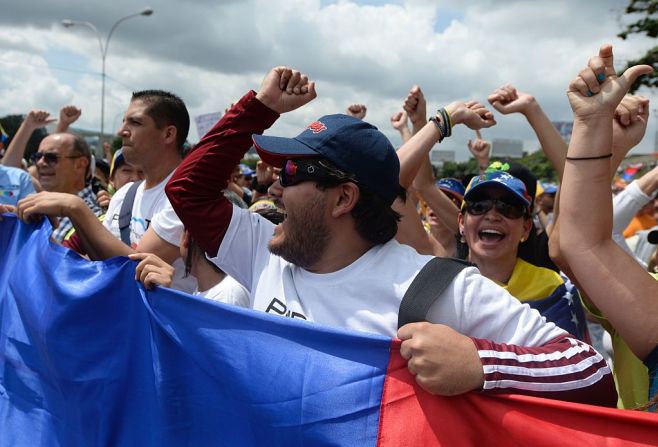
[163,125,178,146]
[331,182,360,218]
[76,156,90,177]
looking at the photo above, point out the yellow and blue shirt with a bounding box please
[494,258,589,342]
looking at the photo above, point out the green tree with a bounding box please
[618,0,658,93]
[519,150,557,182]
[438,150,557,184]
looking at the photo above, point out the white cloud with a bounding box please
[0,0,655,159]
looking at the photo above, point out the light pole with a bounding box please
[62,8,153,152]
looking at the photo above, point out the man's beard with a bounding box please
[268,195,331,269]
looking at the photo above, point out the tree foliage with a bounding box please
[618,0,658,93]
[437,150,557,184]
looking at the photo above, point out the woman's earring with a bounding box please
[459,229,466,244]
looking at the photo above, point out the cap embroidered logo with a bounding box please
[307,121,327,134]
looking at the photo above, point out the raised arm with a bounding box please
[559,44,655,359]
[390,111,411,144]
[403,86,427,135]
[488,84,568,179]
[551,94,650,269]
[165,67,316,257]
[1,110,55,168]
[467,130,491,174]
[54,105,82,134]
[395,100,495,254]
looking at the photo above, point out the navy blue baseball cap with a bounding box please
[252,114,400,204]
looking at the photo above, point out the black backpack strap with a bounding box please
[397,257,473,329]
[118,180,143,247]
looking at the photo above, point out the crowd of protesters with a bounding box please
[1,43,656,413]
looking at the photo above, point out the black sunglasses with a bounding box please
[280,158,356,187]
[464,198,528,219]
[31,152,83,166]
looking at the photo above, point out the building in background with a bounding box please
[491,138,524,159]
[430,149,455,168]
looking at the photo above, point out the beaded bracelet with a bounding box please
[437,108,452,138]
[429,116,445,142]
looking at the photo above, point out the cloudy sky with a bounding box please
[1,0,656,160]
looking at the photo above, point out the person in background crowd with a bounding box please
[0,106,102,242]
[16,91,197,293]
[535,182,557,232]
[623,197,657,238]
[95,148,145,209]
[0,164,37,206]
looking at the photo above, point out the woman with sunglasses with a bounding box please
[458,169,589,341]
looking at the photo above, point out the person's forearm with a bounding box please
[473,334,616,407]
[165,91,279,256]
[66,200,134,260]
[1,122,33,168]
[568,242,658,359]
[636,165,658,196]
[561,115,613,250]
[393,196,435,255]
[417,186,459,235]
[410,116,426,136]
[523,102,568,180]
[54,121,70,134]
[411,155,435,191]
[612,181,650,235]
[399,126,412,143]
[397,122,440,189]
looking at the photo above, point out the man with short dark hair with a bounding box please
[17,90,196,292]
[165,66,615,405]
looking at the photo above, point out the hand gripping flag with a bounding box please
[1,215,658,446]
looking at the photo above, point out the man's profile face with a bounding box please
[117,100,164,169]
[35,134,84,193]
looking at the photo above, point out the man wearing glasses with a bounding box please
[164,66,615,406]
[17,91,196,293]
[31,133,102,242]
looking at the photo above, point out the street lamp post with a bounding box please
[62,8,153,152]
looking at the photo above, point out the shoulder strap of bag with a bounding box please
[118,180,143,247]
[397,257,473,329]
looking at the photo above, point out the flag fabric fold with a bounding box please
[1,215,657,446]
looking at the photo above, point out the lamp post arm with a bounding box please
[104,12,144,59]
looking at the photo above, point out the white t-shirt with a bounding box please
[210,205,565,344]
[194,275,250,308]
[104,173,196,293]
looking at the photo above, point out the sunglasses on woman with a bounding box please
[31,152,83,166]
[279,158,356,187]
[464,198,528,219]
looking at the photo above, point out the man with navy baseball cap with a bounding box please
[165,66,614,404]
[252,114,401,205]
